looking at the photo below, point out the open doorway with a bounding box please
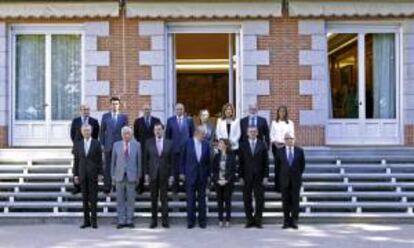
[173,33,237,120]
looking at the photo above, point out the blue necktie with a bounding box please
[288,148,294,166]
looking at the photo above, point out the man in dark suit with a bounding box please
[144,123,174,228]
[239,126,269,228]
[180,126,211,229]
[166,103,195,192]
[100,97,128,194]
[275,132,305,229]
[70,105,100,195]
[73,124,104,229]
[240,103,270,148]
[134,105,161,194]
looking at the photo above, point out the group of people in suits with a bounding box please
[70,97,306,230]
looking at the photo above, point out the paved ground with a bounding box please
[1,223,414,248]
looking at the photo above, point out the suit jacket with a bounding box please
[70,116,100,144]
[180,138,211,186]
[275,146,306,189]
[240,115,270,148]
[133,116,161,150]
[73,139,103,182]
[165,115,195,153]
[111,140,142,183]
[194,118,215,144]
[144,137,173,181]
[100,112,128,152]
[212,151,236,184]
[215,118,241,150]
[238,139,269,183]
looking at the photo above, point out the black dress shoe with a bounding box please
[291,220,298,229]
[255,223,263,229]
[199,224,206,229]
[187,224,195,229]
[92,224,98,229]
[162,222,169,228]
[245,222,254,228]
[150,222,157,229]
[80,223,91,229]
[126,223,135,228]
[282,223,290,229]
[117,224,125,229]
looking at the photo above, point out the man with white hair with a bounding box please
[180,126,211,229]
[73,124,103,229]
[240,103,270,148]
[274,132,306,230]
[111,126,141,229]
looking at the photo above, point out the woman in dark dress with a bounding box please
[212,138,236,227]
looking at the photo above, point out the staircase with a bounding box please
[1,147,414,221]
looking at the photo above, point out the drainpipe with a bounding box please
[119,0,127,109]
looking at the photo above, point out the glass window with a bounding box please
[15,35,46,120]
[328,33,359,119]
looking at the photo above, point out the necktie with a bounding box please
[250,140,255,154]
[288,148,294,166]
[124,142,130,160]
[146,117,150,128]
[84,140,89,155]
[112,113,117,125]
[82,117,87,125]
[250,117,254,126]
[178,118,182,129]
[157,139,162,156]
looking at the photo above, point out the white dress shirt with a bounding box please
[156,137,163,156]
[270,120,295,144]
[194,138,202,162]
[84,138,91,155]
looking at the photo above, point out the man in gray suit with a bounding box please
[111,126,141,229]
[144,123,174,228]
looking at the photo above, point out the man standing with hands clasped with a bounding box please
[73,124,104,229]
[144,123,174,228]
[239,126,269,229]
[111,126,141,229]
[275,132,306,230]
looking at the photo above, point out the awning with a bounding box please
[0,2,119,18]
[289,0,414,17]
[127,0,282,18]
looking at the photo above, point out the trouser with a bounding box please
[150,172,169,223]
[80,175,98,225]
[216,183,233,222]
[116,178,137,225]
[281,181,301,223]
[172,152,182,192]
[104,151,112,193]
[186,177,207,226]
[272,145,282,192]
[243,176,264,224]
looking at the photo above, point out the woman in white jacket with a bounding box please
[215,103,241,152]
[270,106,295,192]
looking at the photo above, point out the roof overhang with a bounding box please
[0,1,119,18]
[289,0,414,17]
[126,0,282,18]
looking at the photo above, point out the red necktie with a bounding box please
[124,142,130,159]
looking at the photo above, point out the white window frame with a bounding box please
[8,24,85,145]
[165,22,243,118]
[326,22,403,145]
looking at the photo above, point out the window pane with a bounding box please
[51,35,82,120]
[15,35,45,120]
[365,33,396,119]
[328,33,359,119]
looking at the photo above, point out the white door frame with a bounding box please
[326,23,403,145]
[8,24,85,146]
[165,22,243,118]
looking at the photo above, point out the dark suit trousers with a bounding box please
[104,151,112,192]
[243,175,264,224]
[215,183,233,222]
[186,175,207,226]
[172,152,181,191]
[150,172,169,223]
[80,175,98,225]
[281,180,301,222]
[272,145,281,192]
